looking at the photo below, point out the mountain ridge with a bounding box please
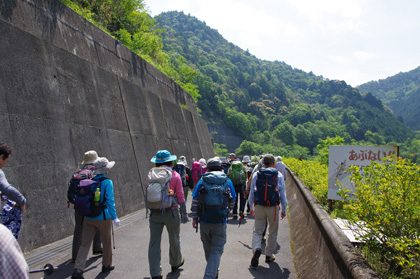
[155,11,414,156]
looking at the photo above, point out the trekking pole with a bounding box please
[29,264,55,276]
[238,212,244,227]
[112,223,115,249]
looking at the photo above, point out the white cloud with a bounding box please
[353,51,375,62]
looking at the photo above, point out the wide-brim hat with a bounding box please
[94,157,115,175]
[178,155,187,166]
[242,155,251,163]
[151,150,177,163]
[81,150,98,165]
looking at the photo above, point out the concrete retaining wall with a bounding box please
[0,0,213,251]
[286,168,379,278]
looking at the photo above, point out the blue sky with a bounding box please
[146,0,420,87]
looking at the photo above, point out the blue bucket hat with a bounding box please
[151,150,177,163]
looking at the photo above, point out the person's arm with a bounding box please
[249,172,258,216]
[104,179,118,220]
[277,173,287,219]
[0,224,29,278]
[191,180,202,229]
[0,170,26,213]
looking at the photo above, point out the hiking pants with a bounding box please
[183,186,189,203]
[148,208,183,277]
[200,222,227,279]
[252,205,279,257]
[233,183,246,215]
[72,210,102,260]
[74,218,112,271]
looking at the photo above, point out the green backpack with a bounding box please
[228,161,246,184]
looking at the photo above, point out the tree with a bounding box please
[340,157,420,277]
[274,122,294,146]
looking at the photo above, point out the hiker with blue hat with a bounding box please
[147,150,188,279]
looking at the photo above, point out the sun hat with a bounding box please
[199,158,206,165]
[94,157,115,175]
[151,150,177,163]
[81,150,98,165]
[178,155,187,166]
[276,156,282,162]
[229,153,236,158]
[206,157,222,171]
[242,155,251,163]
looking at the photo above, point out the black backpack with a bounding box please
[175,164,187,187]
[67,167,94,204]
[254,169,280,207]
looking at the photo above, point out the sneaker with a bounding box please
[261,236,266,243]
[171,258,184,272]
[71,269,84,279]
[151,274,163,279]
[92,250,103,255]
[251,248,261,267]
[265,255,276,263]
[101,265,115,273]
[233,214,238,220]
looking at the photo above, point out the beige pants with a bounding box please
[251,205,279,256]
[75,218,113,270]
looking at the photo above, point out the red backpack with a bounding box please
[192,161,202,183]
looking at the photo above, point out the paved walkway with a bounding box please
[26,199,296,279]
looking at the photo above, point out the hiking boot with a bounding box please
[265,255,276,263]
[171,258,184,272]
[261,236,266,243]
[71,269,84,279]
[151,275,163,279]
[101,265,115,273]
[251,248,261,267]
[232,214,238,219]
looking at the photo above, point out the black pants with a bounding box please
[233,183,246,215]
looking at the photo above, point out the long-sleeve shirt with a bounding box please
[0,224,29,278]
[248,167,287,213]
[0,169,26,206]
[275,161,287,181]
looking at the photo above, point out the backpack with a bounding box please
[67,167,94,204]
[145,167,177,210]
[227,161,246,185]
[254,168,280,207]
[175,164,187,187]
[197,171,231,222]
[74,177,108,218]
[192,161,202,184]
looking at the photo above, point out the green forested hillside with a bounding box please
[357,66,420,131]
[155,11,413,157]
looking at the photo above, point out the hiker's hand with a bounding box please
[250,210,254,217]
[18,204,25,214]
[181,214,189,224]
[280,212,286,220]
[192,219,198,229]
[113,219,120,227]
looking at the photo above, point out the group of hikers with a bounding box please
[142,150,288,279]
[0,141,288,279]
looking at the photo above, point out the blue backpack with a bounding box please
[74,177,108,218]
[254,168,279,207]
[198,171,231,222]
